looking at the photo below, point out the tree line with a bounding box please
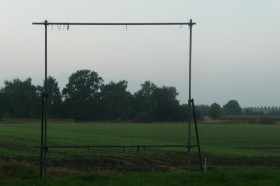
[0,69,187,122]
[204,101,280,120]
[243,106,280,116]
[0,69,279,122]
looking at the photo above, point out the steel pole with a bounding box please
[32,22,192,26]
[191,99,203,172]
[43,20,48,180]
[188,19,193,172]
[40,93,44,178]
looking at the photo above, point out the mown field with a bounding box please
[1,121,280,185]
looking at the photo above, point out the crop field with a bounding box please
[1,121,280,157]
[1,121,280,185]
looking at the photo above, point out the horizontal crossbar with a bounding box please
[32,22,195,26]
[34,144,198,149]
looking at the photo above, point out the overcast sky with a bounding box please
[0,0,279,107]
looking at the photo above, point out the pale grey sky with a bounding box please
[0,0,279,107]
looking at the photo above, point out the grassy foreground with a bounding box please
[1,163,280,186]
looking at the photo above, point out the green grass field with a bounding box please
[1,121,280,185]
[1,122,280,157]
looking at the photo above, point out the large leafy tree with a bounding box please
[1,78,38,118]
[98,80,134,120]
[222,100,242,115]
[37,76,62,118]
[196,105,210,119]
[62,70,103,121]
[0,91,9,117]
[208,103,221,120]
[152,86,181,121]
[134,81,157,120]
[136,81,157,97]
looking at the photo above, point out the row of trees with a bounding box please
[0,70,189,122]
[204,100,242,120]
[1,69,277,122]
[243,106,280,116]
[205,103,280,125]
[204,102,280,120]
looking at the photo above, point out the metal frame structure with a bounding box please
[32,19,202,179]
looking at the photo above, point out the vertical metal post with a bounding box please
[187,19,193,172]
[191,99,203,172]
[43,20,48,180]
[40,93,44,178]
